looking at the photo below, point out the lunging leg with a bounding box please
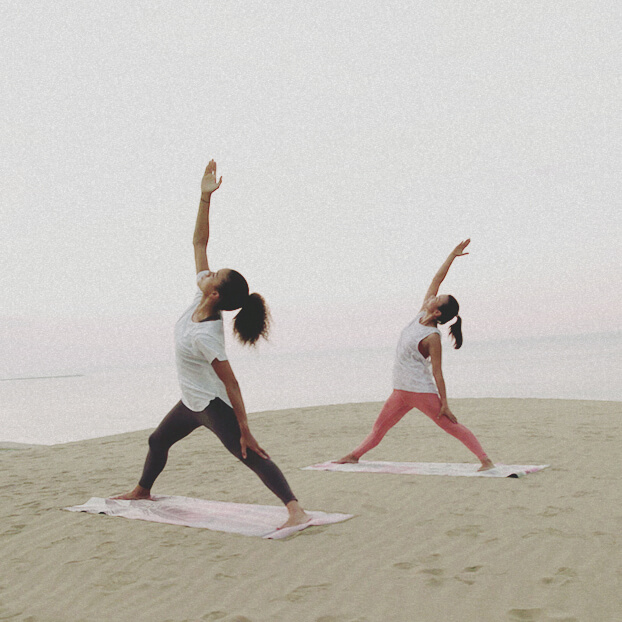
[200,398,297,505]
[336,390,413,463]
[415,393,493,469]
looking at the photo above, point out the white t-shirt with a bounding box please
[392,311,441,394]
[174,275,231,411]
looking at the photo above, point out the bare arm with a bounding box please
[211,358,269,459]
[421,239,470,309]
[193,160,223,274]
[427,334,458,423]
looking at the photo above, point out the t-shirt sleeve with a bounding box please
[194,333,227,364]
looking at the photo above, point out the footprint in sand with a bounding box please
[418,567,445,586]
[454,565,483,585]
[507,608,578,622]
[279,583,332,603]
[464,565,483,572]
[571,490,594,498]
[95,540,116,554]
[538,506,573,518]
[508,609,545,621]
[506,505,529,513]
[540,567,577,586]
[3,524,27,536]
[394,553,443,571]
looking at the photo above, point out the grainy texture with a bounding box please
[1,398,620,622]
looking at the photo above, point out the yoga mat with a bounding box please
[303,461,550,478]
[64,495,353,539]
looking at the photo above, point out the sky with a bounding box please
[1,0,620,374]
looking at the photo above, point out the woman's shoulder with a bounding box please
[194,322,226,353]
[195,316,225,334]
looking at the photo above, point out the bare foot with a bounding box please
[333,453,359,464]
[278,500,311,530]
[478,458,495,472]
[112,485,152,500]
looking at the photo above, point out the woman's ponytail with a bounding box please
[233,292,271,346]
[438,295,463,350]
[216,269,270,346]
[449,315,463,350]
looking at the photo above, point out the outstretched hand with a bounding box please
[452,239,470,257]
[201,159,223,196]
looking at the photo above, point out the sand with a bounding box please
[1,398,621,622]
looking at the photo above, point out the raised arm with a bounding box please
[193,160,223,274]
[421,239,470,309]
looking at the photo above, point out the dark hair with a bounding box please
[216,270,270,346]
[438,295,463,350]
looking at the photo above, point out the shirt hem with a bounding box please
[180,395,233,412]
[392,385,439,395]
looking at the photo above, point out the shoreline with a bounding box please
[2,396,621,449]
[0,397,622,451]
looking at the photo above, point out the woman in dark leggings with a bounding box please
[115,160,308,530]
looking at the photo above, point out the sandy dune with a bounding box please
[1,398,621,621]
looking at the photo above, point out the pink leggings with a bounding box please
[352,390,488,461]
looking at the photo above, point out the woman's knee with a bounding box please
[239,448,275,473]
[439,420,465,436]
[148,431,167,452]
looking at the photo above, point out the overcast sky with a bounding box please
[1,0,620,363]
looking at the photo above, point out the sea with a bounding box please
[1,331,620,446]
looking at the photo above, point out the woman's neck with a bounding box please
[419,312,438,327]
[192,296,219,322]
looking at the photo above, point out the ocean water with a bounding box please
[1,331,619,445]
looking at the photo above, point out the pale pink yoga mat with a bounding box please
[303,461,550,478]
[64,495,353,539]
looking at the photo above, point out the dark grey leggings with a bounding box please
[138,398,296,505]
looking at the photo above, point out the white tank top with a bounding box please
[392,311,441,394]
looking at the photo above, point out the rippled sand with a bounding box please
[1,398,620,621]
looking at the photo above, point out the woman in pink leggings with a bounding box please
[336,239,494,471]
